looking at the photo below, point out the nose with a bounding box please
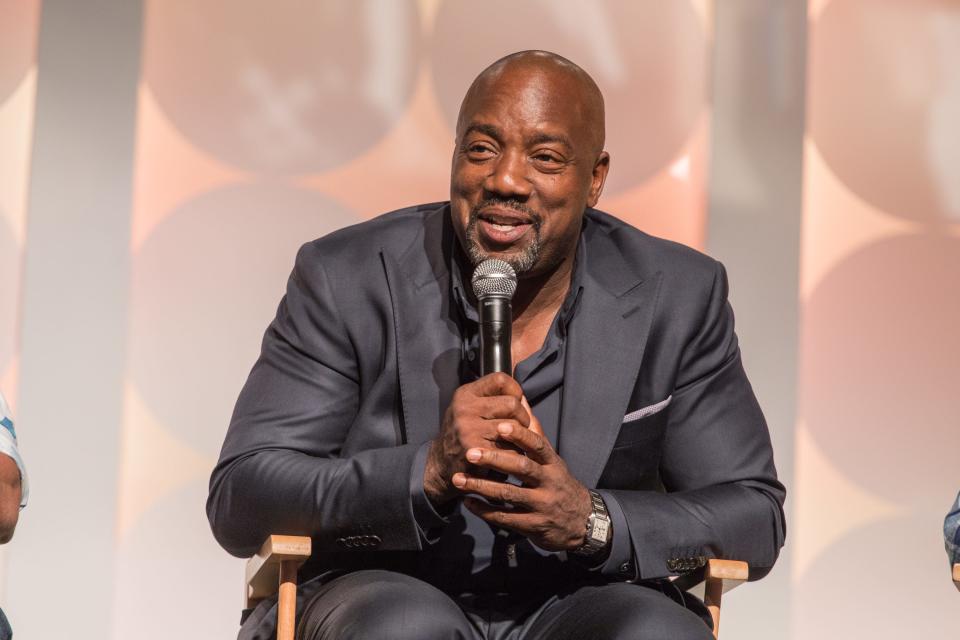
[484,149,532,200]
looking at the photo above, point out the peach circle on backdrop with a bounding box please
[809,0,960,224]
[800,138,921,301]
[601,112,710,251]
[297,66,452,221]
[0,0,39,104]
[798,233,960,510]
[428,0,708,195]
[141,0,423,175]
[130,84,250,253]
[127,183,359,458]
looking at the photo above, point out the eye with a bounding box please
[463,142,496,161]
[531,150,566,170]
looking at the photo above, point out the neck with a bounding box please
[511,254,575,328]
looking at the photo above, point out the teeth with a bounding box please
[491,223,516,231]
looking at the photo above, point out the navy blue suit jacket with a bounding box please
[208,203,786,633]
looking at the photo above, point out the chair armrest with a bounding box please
[245,535,312,609]
[673,558,749,600]
[953,563,959,592]
[673,559,749,639]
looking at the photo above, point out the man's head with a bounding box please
[450,51,610,279]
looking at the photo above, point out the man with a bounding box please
[1,390,28,640]
[208,51,786,639]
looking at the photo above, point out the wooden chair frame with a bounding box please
[245,534,748,640]
[245,535,312,640]
[953,563,960,593]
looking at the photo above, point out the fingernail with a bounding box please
[498,422,513,435]
[466,448,481,462]
[452,473,466,488]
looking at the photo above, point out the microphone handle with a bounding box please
[478,296,516,489]
[479,296,512,376]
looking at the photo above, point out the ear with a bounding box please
[586,151,610,208]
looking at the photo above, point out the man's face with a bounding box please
[450,66,608,278]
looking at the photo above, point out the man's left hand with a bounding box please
[451,401,592,552]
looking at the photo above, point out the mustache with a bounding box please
[470,199,542,227]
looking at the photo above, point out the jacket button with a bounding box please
[619,562,631,575]
[370,535,382,546]
[666,558,679,572]
[336,537,346,547]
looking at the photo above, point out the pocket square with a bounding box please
[623,395,672,423]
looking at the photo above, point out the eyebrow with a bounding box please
[462,123,503,142]
[528,132,573,150]
[462,123,573,150]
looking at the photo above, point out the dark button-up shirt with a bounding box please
[408,227,635,594]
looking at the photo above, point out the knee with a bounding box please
[542,583,714,640]
[602,586,714,640]
[297,571,471,640]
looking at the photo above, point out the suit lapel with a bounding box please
[558,229,663,488]
[382,206,462,447]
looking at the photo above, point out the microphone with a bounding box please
[471,259,518,376]
[471,258,519,493]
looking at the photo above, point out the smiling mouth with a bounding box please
[476,213,533,245]
[463,200,543,273]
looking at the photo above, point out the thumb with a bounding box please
[520,396,544,437]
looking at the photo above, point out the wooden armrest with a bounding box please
[674,559,749,639]
[953,563,959,592]
[245,535,312,609]
[674,558,749,598]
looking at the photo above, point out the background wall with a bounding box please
[0,1,956,638]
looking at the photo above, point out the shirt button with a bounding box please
[467,350,476,362]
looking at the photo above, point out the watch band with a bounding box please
[571,490,611,557]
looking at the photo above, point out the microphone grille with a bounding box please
[471,259,518,300]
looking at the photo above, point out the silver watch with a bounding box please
[572,490,611,557]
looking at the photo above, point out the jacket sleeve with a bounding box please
[945,491,960,565]
[206,241,424,558]
[608,261,787,581]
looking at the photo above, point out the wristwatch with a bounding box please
[571,490,611,557]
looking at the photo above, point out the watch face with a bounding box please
[592,517,610,544]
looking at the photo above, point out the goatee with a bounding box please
[464,199,542,275]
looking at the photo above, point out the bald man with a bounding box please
[209,51,786,639]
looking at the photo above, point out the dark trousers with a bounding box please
[0,607,11,640]
[294,570,714,640]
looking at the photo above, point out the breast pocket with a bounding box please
[597,399,670,491]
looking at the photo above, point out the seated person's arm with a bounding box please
[0,455,21,544]
[609,261,786,581]
[945,491,960,565]
[207,243,437,558]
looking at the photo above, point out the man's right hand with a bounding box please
[423,372,530,507]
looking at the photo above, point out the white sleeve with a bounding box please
[0,392,28,509]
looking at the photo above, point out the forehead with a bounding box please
[458,67,595,147]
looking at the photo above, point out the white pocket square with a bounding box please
[623,395,672,423]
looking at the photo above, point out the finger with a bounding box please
[478,395,530,427]
[520,396,544,437]
[451,472,531,507]
[495,421,555,465]
[462,497,539,534]
[470,372,523,399]
[465,446,540,484]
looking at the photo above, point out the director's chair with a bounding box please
[244,534,749,640]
